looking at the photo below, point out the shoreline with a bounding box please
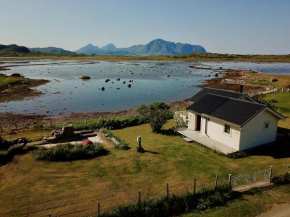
[1,55,290,63]
[0,60,289,129]
[0,73,49,103]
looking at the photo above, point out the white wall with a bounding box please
[188,112,196,130]
[205,118,241,150]
[240,109,278,150]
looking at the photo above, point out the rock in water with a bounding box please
[80,75,91,79]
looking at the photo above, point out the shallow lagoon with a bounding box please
[0,60,290,116]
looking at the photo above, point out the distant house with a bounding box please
[176,88,285,154]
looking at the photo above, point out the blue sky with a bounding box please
[0,0,289,54]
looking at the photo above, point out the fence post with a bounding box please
[228,174,232,187]
[193,178,196,195]
[14,122,17,130]
[138,191,141,206]
[215,174,219,189]
[269,166,273,182]
[166,183,169,200]
[97,202,100,217]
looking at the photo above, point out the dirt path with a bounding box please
[257,203,290,217]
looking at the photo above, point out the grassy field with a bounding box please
[265,92,290,130]
[1,52,290,62]
[245,71,290,88]
[0,74,30,89]
[2,130,51,141]
[1,120,290,217]
[183,184,290,217]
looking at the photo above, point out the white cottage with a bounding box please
[177,88,285,154]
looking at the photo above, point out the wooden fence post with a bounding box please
[269,166,273,182]
[138,191,141,206]
[97,202,100,217]
[166,183,169,200]
[228,174,232,187]
[193,179,196,195]
[14,122,17,130]
[215,174,219,189]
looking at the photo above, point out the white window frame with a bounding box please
[224,124,231,136]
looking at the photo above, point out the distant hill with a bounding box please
[75,43,129,55]
[0,44,30,54]
[75,44,100,55]
[122,39,206,55]
[29,47,73,54]
[100,43,117,51]
[76,39,206,55]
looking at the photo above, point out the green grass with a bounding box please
[0,74,30,89]
[0,120,290,216]
[2,130,51,142]
[264,92,290,130]
[182,184,290,217]
[247,80,273,86]
[1,52,290,62]
[265,92,290,115]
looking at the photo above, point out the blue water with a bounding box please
[0,60,289,116]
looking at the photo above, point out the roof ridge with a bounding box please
[206,93,265,107]
[203,87,245,95]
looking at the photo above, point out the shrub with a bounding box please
[101,184,233,217]
[137,102,173,133]
[68,116,146,131]
[103,128,129,150]
[34,143,107,161]
[272,172,290,184]
[0,144,38,165]
[227,151,248,159]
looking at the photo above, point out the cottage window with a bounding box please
[224,124,231,134]
[264,122,270,129]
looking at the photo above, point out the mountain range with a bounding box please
[29,47,73,54]
[0,44,31,54]
[0,39,206,56]
[75,39,206,55]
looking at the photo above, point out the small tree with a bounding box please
[252,93,266,104]
[137,102,172,133]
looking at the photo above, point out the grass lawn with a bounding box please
[1,120,289,217]
[1,130,51,142]
[264,92,290,130]
[245,72,290,88]
[183,184,290,217]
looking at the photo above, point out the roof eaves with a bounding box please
[240,106,267,128]
[203,114,241,128]
[265,107,286,121]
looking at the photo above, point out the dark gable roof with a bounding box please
[187,94,266,126]
[188,88,245,103]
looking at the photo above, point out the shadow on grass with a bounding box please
[278,127,290,136]
[144,150,160,155]
[248,134,290,159]
[159,128,179,136]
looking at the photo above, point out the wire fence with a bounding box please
[9,175,226,217]
[0,118,92,135]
